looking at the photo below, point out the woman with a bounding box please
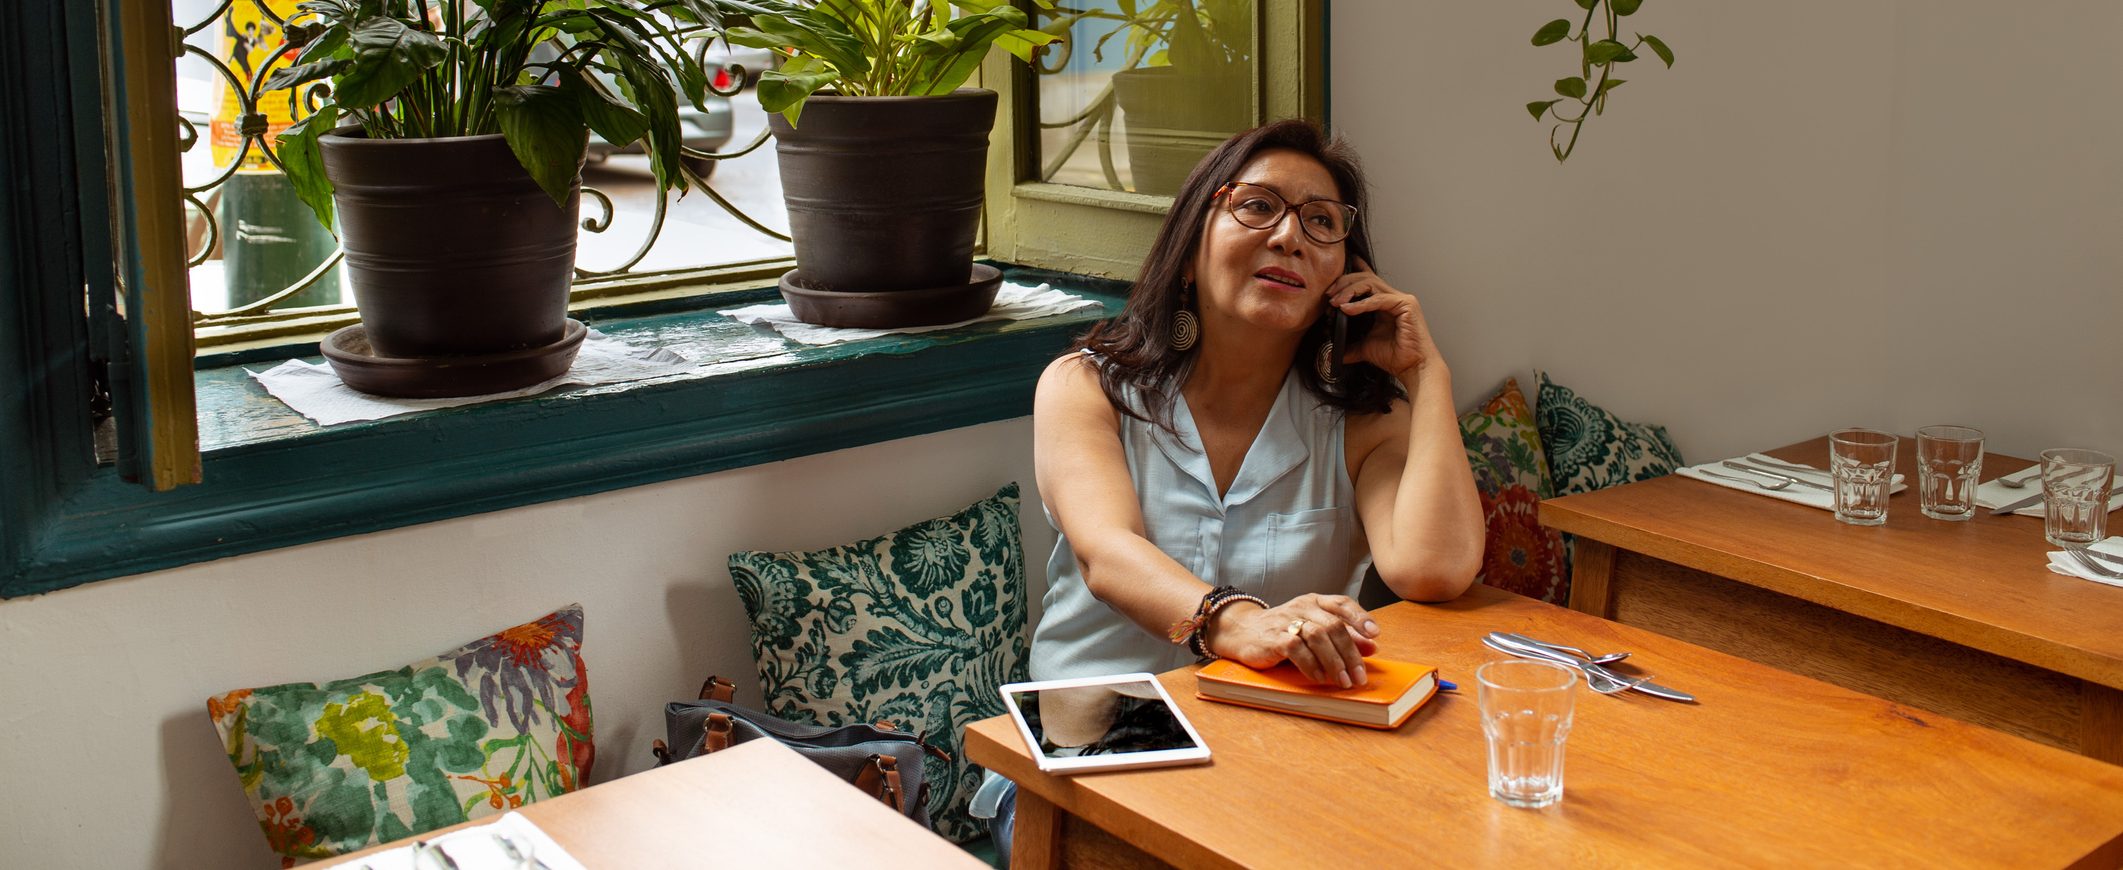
[976,119,1484,854]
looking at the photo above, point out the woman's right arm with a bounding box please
[1034,355,1378,687]
[1033,354,1207,635]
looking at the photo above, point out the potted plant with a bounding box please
[266,0,713,397]
[704,0,1059,328]
[1070,0,1250,196]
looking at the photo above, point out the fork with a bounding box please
[2060,547,2123,580]
[1696,468,1794,490]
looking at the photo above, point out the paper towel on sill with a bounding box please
[719,281,1101,346]
[248,330,691,427]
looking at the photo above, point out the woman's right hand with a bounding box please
[1205,594,1381,688]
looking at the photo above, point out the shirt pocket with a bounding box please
[1266,507,1353,601]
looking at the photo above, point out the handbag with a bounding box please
[652,676,949,825]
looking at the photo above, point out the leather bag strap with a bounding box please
[852,754,904,813]
[699,676,737,703]
[701,711,734,755]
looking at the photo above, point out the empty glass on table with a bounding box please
[1829,429,1899,526]
[2041,448,2116,546]
[1915,425,1984,521]
[1477,659,1576,809]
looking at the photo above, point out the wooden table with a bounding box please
[965,586,2123,868]
[337,738,985,867]
[1540,436,2123,764]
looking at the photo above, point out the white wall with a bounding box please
[0,419,1049,869]
[1336,1,2123,462]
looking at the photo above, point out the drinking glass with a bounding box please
[2042,448,2116,546]
[1477,659,1576,809]
[1915,425,1984,521]
[1829,429,1899,526]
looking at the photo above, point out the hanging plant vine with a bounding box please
[1524,0,1675,162]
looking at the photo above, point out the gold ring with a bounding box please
[1286,619,1308,637]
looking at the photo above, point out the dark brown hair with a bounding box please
[1072,119,1401,431]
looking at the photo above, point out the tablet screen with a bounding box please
[1007,678,1201,761]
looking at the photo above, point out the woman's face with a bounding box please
[1189,148,1349,337]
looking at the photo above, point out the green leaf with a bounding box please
[1585,39,1630,64]
[991,27,1060,63]
[1597,78,1626,95]
[1526,99,1560,121]
[1613,0,1642,14]
[329,16,448,109]
[1554,76,1587,99]
[261,58,350,94]
[758,56,839,126]
[1574,0,1597,8]
[493,84,587,207]
[560,68,647,148]
[274,105,340,232]
[1640,33,1675,67]
[1531,18,1571,46]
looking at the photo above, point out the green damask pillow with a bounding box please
[1535,371,1685,495]
[208,605,592,866]
[728,483,1028,844]
[1459,377,1571,604]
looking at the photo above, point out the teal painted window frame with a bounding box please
[3,259,1117,598]
[0,0,1132,598]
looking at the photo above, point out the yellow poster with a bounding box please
[212,0,302,172]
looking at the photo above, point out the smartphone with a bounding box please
[1327,262,1375,386]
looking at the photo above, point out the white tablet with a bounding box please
[998,673,1212,774]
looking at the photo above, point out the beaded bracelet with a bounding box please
[1166,586,1268,661]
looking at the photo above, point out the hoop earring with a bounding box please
[1170,280,1199,352]
[1316,341,1339,386]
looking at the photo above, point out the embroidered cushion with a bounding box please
[1458,377,1571,604]
[208,605,592,866]
[728,483,1028,843]
[1536,371,1685,496]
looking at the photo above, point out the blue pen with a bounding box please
[1438,679,1458,692]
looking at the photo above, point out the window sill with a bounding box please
[6,265,1121,598]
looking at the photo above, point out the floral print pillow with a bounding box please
[728,483,1028,844]
[208,605,592,866]
[1459,378,1572,604]
[1535,371,1685,496]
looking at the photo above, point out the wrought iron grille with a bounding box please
[172,0,790,334]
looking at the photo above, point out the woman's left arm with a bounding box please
[1331,260,1485,601]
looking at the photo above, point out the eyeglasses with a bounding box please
[1212,181,1358,245]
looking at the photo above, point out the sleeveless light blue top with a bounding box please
[1027,364,1371,681]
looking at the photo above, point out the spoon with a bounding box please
[1482,636,1647,695]
[1506,634,1629,666]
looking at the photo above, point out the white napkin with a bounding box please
[2046,537,2123,588]
[315,812,586,870]
[1974,467,2123,517]
[249,330,692,426]
[719,281,1101,346]
[1676,453,1907,511]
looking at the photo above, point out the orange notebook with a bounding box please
[1195,658,1439,729]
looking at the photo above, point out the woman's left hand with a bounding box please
[1326,257,1437,379]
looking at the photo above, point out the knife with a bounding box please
[1994,483,2123,516]
[1492,633,1697,703]
[1722,461,1835,492]
[1989,491,2046,516]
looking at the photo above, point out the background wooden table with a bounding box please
[336,738,986,868]
[1541,437,2123,763]
[966,586,2123,869]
